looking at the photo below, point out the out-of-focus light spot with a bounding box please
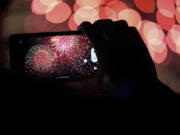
[175,7,180,24]
[99,6,118,21]
[33,14,50,32]
[100,0,113,5]
[45,0,61,13]
[134,0,155,13]
[176,0,180,6]
[68,14,78,30]
[146,42,168,64]
[142,21,164,40]
[45,2,72,24]
[148,39,166,53]
[118,9,142,29]
[31,0,47,15]
[94,66,98,70]
[24,14,38,33]
[24,13,51,33]
[138,20,167,63]
[166,25,180,54]
[74,6,99,25]
[74,4,80,11]
[153,48,168,64]
[91,48,98,63]
[75,0,101,8]
[106,0,128,14]
[156,10,175,31]
[40,0,62,6]
[157,0,175,18]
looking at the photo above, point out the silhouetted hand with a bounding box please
[78,20,157,83]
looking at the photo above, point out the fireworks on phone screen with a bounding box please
[25,35,98,79]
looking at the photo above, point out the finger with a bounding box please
[93,19,114,41]
[78,21,92,34]
[114,20,129,29]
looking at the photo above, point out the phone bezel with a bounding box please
[9,31,98,81]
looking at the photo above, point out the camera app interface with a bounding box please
[24,35,98,79]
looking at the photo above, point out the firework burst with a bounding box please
[25,34,98,79]
[25,44,57,77]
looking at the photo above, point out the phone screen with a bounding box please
[10,32,98,80]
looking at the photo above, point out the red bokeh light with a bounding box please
[45,2,72,24]
[157,0,175,18]
[106,0,128,14]
[118,9,142,29]
[134,0,155,13]
[156,10,175,31]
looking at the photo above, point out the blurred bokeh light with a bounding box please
[24,0,180,64]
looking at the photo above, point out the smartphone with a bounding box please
[9,31,98,81]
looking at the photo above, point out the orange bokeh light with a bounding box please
[75,0,101,8]
[157,0,175,18]
[156,10,175,31]
[68,14,78,30]
[31,0,47,15]
[74,6,99,25]
[176,0,180,6]
[134,0,155,13]
[45,2,72,24]
[99,6,118,21]
[175,7,180,24]
[40,0,62,6]
[118,9,142,29]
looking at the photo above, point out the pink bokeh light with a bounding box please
[166,25,180,55]
[118,9,142,29]
[156,10,175,31]
[45,2,72,24]
[157,0,175,18]
[139,20,167,63]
